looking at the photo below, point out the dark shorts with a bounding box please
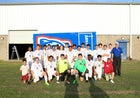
[77,70,84,77]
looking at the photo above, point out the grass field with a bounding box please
[0,60,140,98]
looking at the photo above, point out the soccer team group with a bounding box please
[20,42,123,85]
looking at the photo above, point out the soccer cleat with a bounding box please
[27,81,31,85]
[56,81,60,84]
[66,81,70,85]
[45,82,50,86]
[93,79,97,83]
[110,80,115,84]
[72,80,77,84]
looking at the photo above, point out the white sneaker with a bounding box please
[66,81,70,84]
[110,80,115,84]
[56,81,60,84]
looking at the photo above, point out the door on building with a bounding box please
[8,30,37,60]
[117,40,128,60]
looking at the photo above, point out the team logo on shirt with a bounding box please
[36,36,72,46]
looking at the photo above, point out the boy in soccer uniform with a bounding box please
[57,46,66,60]
[93,55,104,81]
[92,45,100,62]
[104,58,115,83]
[20,58,30,84]
[56,54,71,84]
[25,46,33,69]
[45,44,52,60]
[33,44,43,64]
[108,43,113,53]
[76,45,85,59]
[49,45,57,63]
[42,45,48,67]
[66,46,76,68]
[44,55,59,83]
[81,43,86,53]
[31,57,49,85]
[72,44,77,55]
[74,53,87,82]
[85,44,93,59]
[98,43,103,54]
[64,43,69,52]
[101,45,111,62]
[86,54,94,81]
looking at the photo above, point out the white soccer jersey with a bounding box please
[81,48,86,52]
[42,50,48,57]
[108,48,112,53]
[86,60,94,69]
[57,50,66,59]
[66,50,75,63]
[49,50,57,62]
[46,49,52,55]
[25,51,33,62]
[94,60,104,73]
[76,50,85,58]
[72,49,77,57]
[92,49,100,61]
[33,50,43,60]
[44,61,56,80]
[66,50,76,68]
[64,48,69,53]
[81,48,86,57]
[42,49,48,64]
[101,49,111,62]
[85,49,92,59]
[31,62,43,76]
[44,61,56,73]
[86,60,94,77]
[20,65,29,76]
[98,48,103,55]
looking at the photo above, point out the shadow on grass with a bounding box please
[64,82,79,98]
[89,80,110,98]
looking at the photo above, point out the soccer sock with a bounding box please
[94,75,97,80]
[44,76,48,83]
[109,74,112,80]
[85,73,89,81]
[105,74,109,81]
[56,76,59,81]
[112,73,114,80]
[73,75,76,80]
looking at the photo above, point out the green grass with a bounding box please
[0,60,140,98]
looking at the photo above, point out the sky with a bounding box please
[0,0,140,4]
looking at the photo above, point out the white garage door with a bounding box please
[9,30,37,44]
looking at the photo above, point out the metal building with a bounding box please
[0,0,140,60]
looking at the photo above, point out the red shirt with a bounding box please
[104,61,114,74]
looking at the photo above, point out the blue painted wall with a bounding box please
[33,32,96,50]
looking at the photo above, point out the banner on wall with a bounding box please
[33,32,96,50]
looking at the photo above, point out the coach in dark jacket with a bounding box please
[111,42,123,76]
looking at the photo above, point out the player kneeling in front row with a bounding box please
[44,55,59,83]
[57,54,71,84]
[93,55,104,81]
[73,53,87,82]
[31,57,49,85]
[104,58,115,84]
[20,58,31,84]
[86,54,94,82]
